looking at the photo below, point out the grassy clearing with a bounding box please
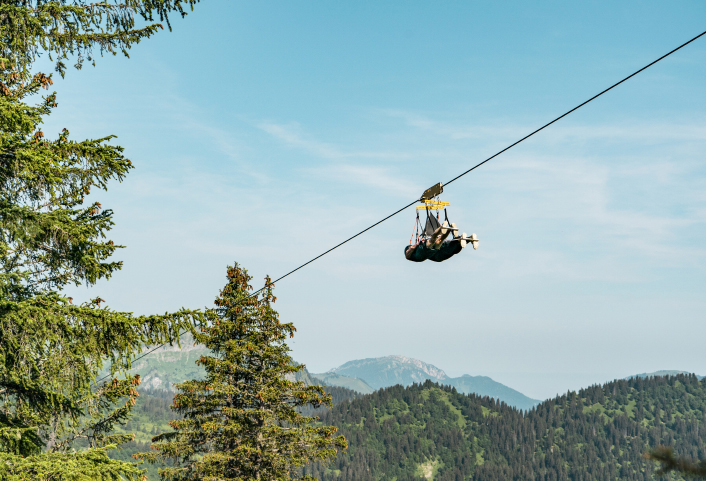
[416,458,443,480]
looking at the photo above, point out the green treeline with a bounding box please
[1,2,703,479]
[299,386,363,417]
[298,374,706,481]
[104,389,178,480]
[105,385,360,479]
[124,373,706,480]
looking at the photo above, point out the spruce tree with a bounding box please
[137,264,347,480]
[0,1,201,479]
[647,446,706,479]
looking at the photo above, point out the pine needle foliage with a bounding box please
[137,264,347,481]
[1,0,200,78]
[646,446,706,479]
[0,1,202,479]
[0,444,145,481]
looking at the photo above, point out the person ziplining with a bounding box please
[108,32,706,377]
[404,182,478,263]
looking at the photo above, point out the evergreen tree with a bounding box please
[0,1,201,479]
[647,446,706,479]
[1,0,200,78]
[138,264,347,480]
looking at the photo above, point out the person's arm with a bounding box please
[405,243,419,260]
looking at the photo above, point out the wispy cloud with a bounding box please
[258,122,345,159]
[381,109,706,143]
[253,110,706,278]
[308,163,421,198]
[257,121,413,161]
[480,154,706,270]
[379,109,529,140]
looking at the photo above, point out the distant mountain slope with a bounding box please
[310,372,375,394]
[122,343,537,408]
[303,374,706,481]
[446,374,539,411]
[330,356,447,389]
[117,334,322,391]
[324,355,539,410]
[628,370,704,380]
[129,334,208,390]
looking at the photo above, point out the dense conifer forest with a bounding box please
[107,385,361,478]
[102,389,178,479]
[116,374,706,479]
[300,374,705,481]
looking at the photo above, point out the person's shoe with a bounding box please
[440,221,460,236]
[459,233,478,249]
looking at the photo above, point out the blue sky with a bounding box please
[48,1,706,400]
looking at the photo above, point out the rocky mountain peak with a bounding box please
[328,355,449,390]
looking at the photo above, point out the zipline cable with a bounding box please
[443,28,706,188]
[96,200,418,383]
[98,28,706,385]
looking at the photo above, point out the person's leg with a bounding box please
[426,225,443,248]
[429,239,463,262]
[448,240,463,256]
[437,223,454,245]
[427,221,454,249]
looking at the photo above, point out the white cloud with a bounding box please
[482,155,706,267]
[258,122,345,159]
[257,121,414,161]
[381,109,706,144]
[307,163,421,199]
[248,110,706,282]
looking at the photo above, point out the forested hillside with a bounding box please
[104,389,180,479]
[108,385,361,478]
[301,374,706,481]
[317,355,540,410]
[111,374,706,480]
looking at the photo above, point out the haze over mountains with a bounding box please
[127,337,539,410]
[311,355,540,411]
[123,335,701,413]
[627,370,705,380]
[322,356,448,390]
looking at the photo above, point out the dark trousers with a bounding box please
[405,240,462,263]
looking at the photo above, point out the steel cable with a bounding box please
[97,28,706,384]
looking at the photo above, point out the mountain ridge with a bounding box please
[315,355,541,411]
[626,370,704,380]
[302,373,706,481]
[119,341,541,410]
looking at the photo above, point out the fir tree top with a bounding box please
[138,264,347,481]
